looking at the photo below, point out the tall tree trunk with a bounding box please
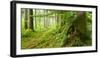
[44,10,46,28]
[76,11,88,42]
[24,9,28,30]
[76,11,87,34]
[46,10,50,27]
[34,9,37,30]
[62,11,87,47]
[29,9,34,31]
[56,11,61,29]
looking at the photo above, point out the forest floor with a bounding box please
[21,29,92,49]
[21,29,64,49]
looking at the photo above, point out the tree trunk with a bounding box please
[24,9,28,30]
[34,9,37,30]
[44,10,46,28]
[75,11,87,34]
[29,9,34,31]
[62,11,87,47]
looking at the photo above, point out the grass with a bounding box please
[21,28,64,49]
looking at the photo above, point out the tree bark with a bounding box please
[29,9,34,31]
[24,9,28,30]
[62,11,87,47]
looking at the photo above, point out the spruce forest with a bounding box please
[21,8,92,49]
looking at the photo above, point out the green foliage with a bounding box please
[21,9,92,49]
[22,29,34,37]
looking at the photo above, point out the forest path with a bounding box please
[22,29,59,49]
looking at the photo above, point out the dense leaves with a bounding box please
[21,9,92,49]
